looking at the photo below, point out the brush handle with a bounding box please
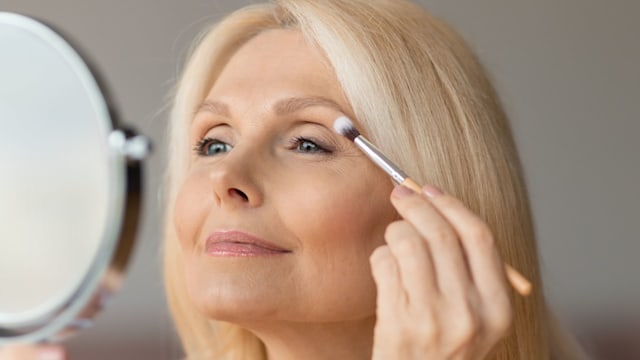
[353,134,532,296]
[402,178,532,296]
[401,178,424,193]
[505,264,532,296]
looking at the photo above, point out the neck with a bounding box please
[242,316,375,360]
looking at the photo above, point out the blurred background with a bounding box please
[2,0,638,358]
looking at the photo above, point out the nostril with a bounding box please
[228,188,249,201]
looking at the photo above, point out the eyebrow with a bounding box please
[195,96,345,118]
[195,100,230,117]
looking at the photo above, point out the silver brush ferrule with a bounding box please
[354,136,407,185]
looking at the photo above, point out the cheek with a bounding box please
[280,168,395,258]
[274,168,396,317]
[173,172,211,251]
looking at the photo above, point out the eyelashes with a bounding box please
[289,136,332,154]
[193,136,334,157]
[193,137,232,157]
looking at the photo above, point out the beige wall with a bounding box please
[3,1,638,358]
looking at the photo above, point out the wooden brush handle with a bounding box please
[401,178,425,193]
[505,264,532,296]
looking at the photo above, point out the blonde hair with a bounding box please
[163,1,583,359]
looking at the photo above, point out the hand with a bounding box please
[370,184,512,360]
[0,345,66,360]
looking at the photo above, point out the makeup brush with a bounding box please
[333,115,532,296]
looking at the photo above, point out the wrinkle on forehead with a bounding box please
[209,29,342,99]
[196,29,356,129]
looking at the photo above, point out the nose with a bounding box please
[208,150,264,209]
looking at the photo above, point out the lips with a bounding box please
[204,230,291,257]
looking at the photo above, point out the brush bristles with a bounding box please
[332,116,360,141]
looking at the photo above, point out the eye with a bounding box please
[194,137,232,156]
[291,136,331,154]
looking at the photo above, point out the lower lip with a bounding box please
[205,241,289,257]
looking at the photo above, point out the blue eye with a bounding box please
[194,137,232,156]
[292,137,330,154]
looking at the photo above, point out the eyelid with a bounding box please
[190,119,231,144]
[192,123,233,146]
[297,128,341,146]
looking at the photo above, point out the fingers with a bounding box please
[370,245,405,319]
[372,184,512,358]
[389,185,471,296]
[0,345,66,360]
[419,187,508,301]
[393,184,512,336]
[425,190,513,341]
[384,220,437,304]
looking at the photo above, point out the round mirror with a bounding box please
[0,13,150,344]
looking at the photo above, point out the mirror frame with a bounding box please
[0,12,149,345]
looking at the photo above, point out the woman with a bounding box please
[163,0,585,359]
[1,0,585,359]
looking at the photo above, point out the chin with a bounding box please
[184,256,292,323]
[182,252,378,326]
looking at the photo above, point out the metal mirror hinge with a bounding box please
[108,129,152,161]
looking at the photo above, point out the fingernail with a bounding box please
[392,185,414,198]
[422,184,443,198]
[38,347,65,360]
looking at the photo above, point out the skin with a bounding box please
[173,29,512,360]
[173,29,398,359]
[0,345,66,360]
[1,29,512,360]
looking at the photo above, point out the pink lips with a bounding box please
[204,230,291,257]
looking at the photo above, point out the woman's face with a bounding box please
[174,29,397,326]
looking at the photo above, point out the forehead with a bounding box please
[209,29,343,101]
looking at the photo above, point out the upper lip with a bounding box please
[204,230,291,252]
